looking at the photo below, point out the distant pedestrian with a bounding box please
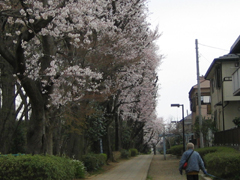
[179,143,207,180]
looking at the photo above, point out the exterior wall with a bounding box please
[232,67,240,95]
[210,77,222,106]
[189,77,211,147]
[192,113,197,127]
[189,78,211,125]
[196,104,211,120]
[192,104,211,124]
[213,106,223,131]
[222,62,240,101]
[210,74,223,130]
[223,81,240,101]
[222,62,238,78]
[210,61,240,131]
[224,101,240,130]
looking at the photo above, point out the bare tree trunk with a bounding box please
[25,34,56,154]
[115,113,120,151]
[107,125,113,161]
[0,61,16,154]
[115,111,122,151]
[45,126,53,155]
[25,89,45,154]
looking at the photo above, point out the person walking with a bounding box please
[179,143,207,180]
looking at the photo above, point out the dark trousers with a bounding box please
[187,175,198,180]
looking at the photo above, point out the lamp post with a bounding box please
[171,104,185,152]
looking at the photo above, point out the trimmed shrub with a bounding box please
[82,153,107,172]
[129,148,138,157]
[120,149,130,159]
[0,154,76,180]
[195,146,237,158]
[204,151,240,180]
[191,146,239,180]
[98,153,107,166]
[167,145,183,157]
[72,159,85,179]
[112,151,121,161]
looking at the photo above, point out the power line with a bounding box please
[199,53,211,63]
[198,43,229,52]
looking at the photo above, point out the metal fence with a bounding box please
[214,127,240,146]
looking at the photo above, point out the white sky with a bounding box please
[147,0,240,122]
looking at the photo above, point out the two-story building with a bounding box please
[232,36,240,97]
[189,76,211,147]
[205,37,240,131]
[189,76,211,124]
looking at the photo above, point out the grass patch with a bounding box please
[146,175,153,180]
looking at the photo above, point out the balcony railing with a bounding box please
[233,68,240,96]
[214,127,240,146]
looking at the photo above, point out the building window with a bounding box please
[201,96,211,104]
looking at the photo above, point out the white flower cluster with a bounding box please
[1,0,160,118]
[46,62,102,107]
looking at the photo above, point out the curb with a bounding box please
[145,154,154,180]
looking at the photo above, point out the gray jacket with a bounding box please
[179,149,206,174]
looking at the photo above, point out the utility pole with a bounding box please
[195,39,204,148]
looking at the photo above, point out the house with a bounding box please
[205,36,240,131]
[232,36,240,96]
[189,76,211,124]
[188,76,211,147]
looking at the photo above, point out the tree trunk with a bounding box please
[23,34,55,154]
[26,98,45,154]
[0,61,16,154]
[107,125,113,161]
[115,111,122,151]
[115,113,120,151]
[45,126,53,155]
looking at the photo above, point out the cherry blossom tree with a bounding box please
[143,117,164,153]
[0,0,162,155]
[105,28,162,152]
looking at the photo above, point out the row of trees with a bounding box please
[0,0,163,160]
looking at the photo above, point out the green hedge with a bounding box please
[82,153,107,172]
[120,149,130,159]
[72,159,85,179]
[168,145,240,179]
[129,148,138,157]
[167,145,183,156]
[195,146,237,158]
[194,146,239,180]
[0,154,85,180]
[204,151,240,180]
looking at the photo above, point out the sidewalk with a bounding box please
[84,153,209,180]
[86,154,153,180]
[148,154,210,180]
[148,154,186,180]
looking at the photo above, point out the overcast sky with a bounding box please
[147,0,240,122]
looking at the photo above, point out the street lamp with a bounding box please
[171,103,185,152]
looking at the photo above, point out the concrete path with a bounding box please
[87,154,153,180]
[148,154,209,180]
[84,153,209,180]
[148,154,186,180]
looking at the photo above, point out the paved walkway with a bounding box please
[148,154,186,180]
[84,153,208,180]
[87,154,153,180]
